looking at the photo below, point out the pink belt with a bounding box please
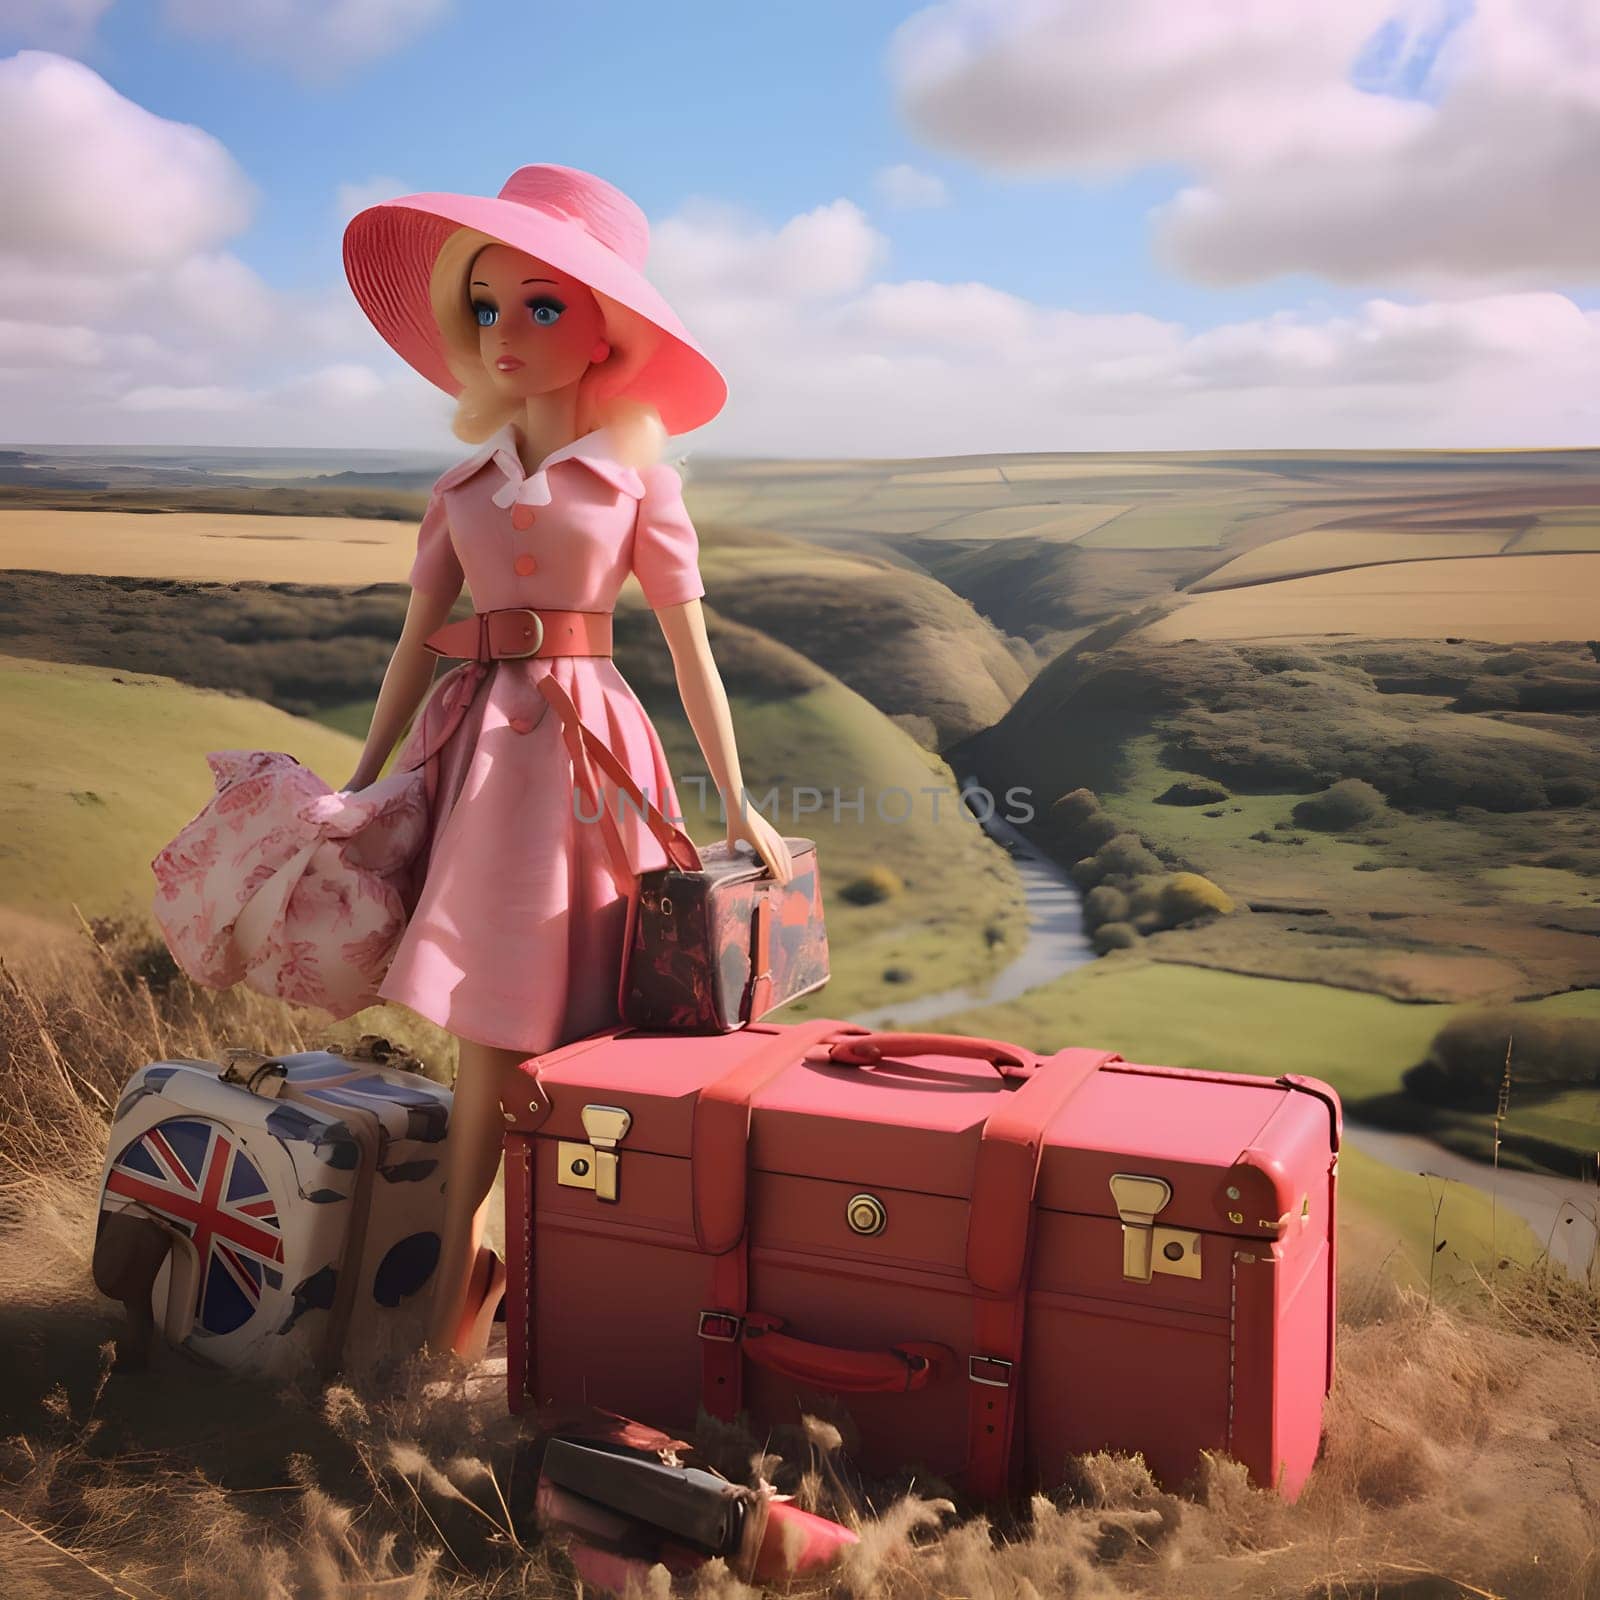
[422,606,612,660]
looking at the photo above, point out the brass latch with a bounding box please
[557,1104,632,1203]
[1110,1173,1201,1282]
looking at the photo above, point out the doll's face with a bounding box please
[468,243,608,399]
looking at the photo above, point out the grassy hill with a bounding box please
[0,654,361,926]
[695,537,1032,744]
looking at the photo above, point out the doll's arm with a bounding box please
[637,467,796,885]
[653,598,792,884]
[344,488,464,790]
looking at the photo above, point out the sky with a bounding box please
[1,0,1598,458]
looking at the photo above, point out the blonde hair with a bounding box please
[428,226,665,467]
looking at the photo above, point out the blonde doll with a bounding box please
[341,164,793,1359]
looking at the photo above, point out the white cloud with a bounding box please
[336,175,414,221]
[0,54,445,447]
[116,383,255,414]
[0,0,115,52]
[647,196,1600,454]
[839,280,1034,350]
[890,0,1600,291]
[0,317,103,369]
[160,0,452,79]
[0,51,255,268]
[115,363,397,418]
[277,362,388,407]
[653,198,889,306]
[874,163,950,209]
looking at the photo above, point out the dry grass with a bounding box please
[0,506,421,585]
[1139,551,1600,645]
[2,923,1597,1598]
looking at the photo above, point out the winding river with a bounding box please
[843,771,1598,1277]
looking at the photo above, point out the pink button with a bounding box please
[509,715,535,735]
[513,552,538,576]
[511,505,537,530]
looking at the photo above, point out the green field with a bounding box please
[0,654,361,923]
[915,955,1600,1175]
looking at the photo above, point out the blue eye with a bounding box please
[527,296,565,326]
[471,299,498,328]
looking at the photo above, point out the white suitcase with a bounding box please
[94,1037,453,1379]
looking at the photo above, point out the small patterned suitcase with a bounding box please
[94,1038,451,1378]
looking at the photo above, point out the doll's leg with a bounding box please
[425,1033,524,1356]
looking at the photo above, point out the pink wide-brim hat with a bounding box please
[343,163,727,437]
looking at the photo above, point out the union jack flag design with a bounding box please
[105,1116,286,1335]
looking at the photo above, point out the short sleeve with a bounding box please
[408,485,464,597]
[631,463,705,610]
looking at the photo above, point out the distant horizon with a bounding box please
[8,438,1600,458]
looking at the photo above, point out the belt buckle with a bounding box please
[968,1354,1012,1388]
[697,1310,742,1342]
[499,607,544,659]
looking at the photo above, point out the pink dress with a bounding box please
[376,423,706,1054]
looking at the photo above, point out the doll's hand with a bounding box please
[727,805,793,885]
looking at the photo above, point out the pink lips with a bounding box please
[496,355,523,372]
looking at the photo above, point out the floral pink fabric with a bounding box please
[151,750,428,1019]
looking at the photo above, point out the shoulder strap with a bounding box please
[536,675,702,880]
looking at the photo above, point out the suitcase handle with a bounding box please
[818,1031,1036,1080]
[737,1312,953,1393]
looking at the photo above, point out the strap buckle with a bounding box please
[697,1310,743,1343]
[968,1354,1013,1388]
[495,607,544,659]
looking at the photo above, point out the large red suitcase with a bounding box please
[500,1019,1340,1504]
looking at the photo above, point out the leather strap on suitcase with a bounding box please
[692,1019,855,1420]
[217,1050,384,1379]
[962,1042,1123,1501]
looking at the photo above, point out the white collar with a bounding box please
[435,422,646,502]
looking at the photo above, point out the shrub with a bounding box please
[1292,778,1388,832]
[838,865,903,906]
[1158,872,1235,925]
[1483,652,1539,676]
[1546,778,1596,806]
[1402,1008,1600,1110]
[1047,788,1120,854]
[1076,810,1122,851]
[1071,855,1104,890]
[1127,877,1164,918]
[1091,921,1139,954]
[1155,779,1231,807]
[1050,787,1101,829]
[1083,885,1129,930]
[1095,833,1166,882]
